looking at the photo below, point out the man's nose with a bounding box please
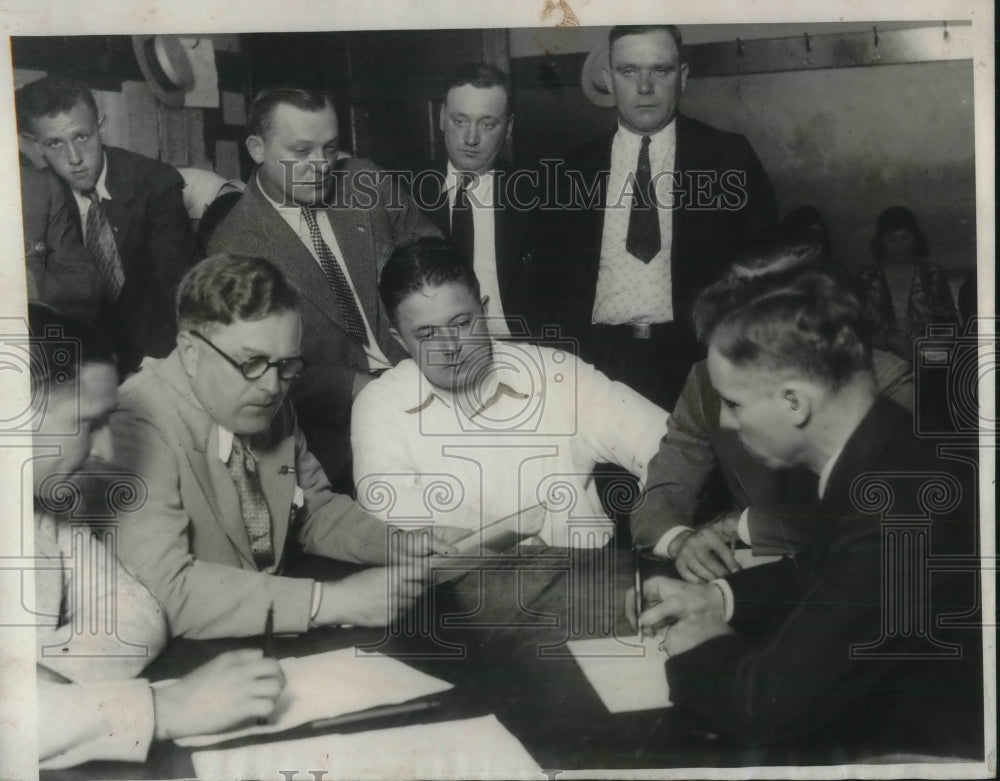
[66,141,83,165]
[255,365,282,395]
[89,425,113,463]
[637,71,654,94]
[463,123,480,146]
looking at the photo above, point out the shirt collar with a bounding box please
[817,440,848,500]
[445,161,493,193]
[217,426,235,463]
[255,171,300,214]
[613,120,676,155]
[92,153,111,199]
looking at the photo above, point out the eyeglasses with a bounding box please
[191,331,307,381]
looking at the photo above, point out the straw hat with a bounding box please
[132,35,195,108]
[580,42,615,108]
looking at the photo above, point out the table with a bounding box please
[40,546,867,779]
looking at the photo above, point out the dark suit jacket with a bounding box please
[207,158,440,484]
[63,146,200,374]
[543,114,778,346]
[413,161,542,338]
[667,397,982,757]
[631,350,915,555]
[20,160,103,323]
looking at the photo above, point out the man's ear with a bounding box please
[389,326,410,355]
[504,114,515,143]
[438,104,446,134]
[176,331,200,378]
[602,65,614,97]
[246,135,265,165]
[96,113,106,141]
[481,295,490,316]
[781,382,812,427]
[679,61,690,94]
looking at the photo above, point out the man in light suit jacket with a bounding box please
[110,255,448,640]
[410,63,541,338]
[16,75,201,376]
[208,87,440,492]
[548,25,777,410]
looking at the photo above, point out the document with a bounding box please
[734,549,783,569]
[191,714,541,780]
[568,635,671,713]
[175,649,453,747]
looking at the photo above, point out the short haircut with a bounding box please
[731,223,830,276]
[176,254,300,333]
[247,87,334,140]
[379,237,482,325]
[15,75,99,133]
[870,205,929,259]
[27,302,117,397]
[695,266,872,390]
[444,63,512,114]
[608,25,683,58]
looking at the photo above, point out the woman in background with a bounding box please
[857,206,958,359]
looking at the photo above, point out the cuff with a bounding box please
[654,525,694,559]
[309,581,323,624]
[737,508,751,546]
[709,578,735,622]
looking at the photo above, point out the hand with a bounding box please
[315,564,426,627]
[153,649,285,740]
[386,526,460,557]
[625,576,725,636]
[660,613,733,657]
[672,521,742,583]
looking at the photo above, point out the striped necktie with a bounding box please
[84,190,126,298]
[228,435,275,572]
[300,207,370,345]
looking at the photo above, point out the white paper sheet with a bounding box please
[191,714,541,780]
[733,549,783,569]
[176,649,453,747]
[568,635,671,713]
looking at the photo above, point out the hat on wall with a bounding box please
[581,42,615,108]
[132,35,195,108]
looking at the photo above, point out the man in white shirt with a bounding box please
[352,237,669,548]
[413,63,541,338]
[208,87,440,491]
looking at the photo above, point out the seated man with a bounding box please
[111,254,447,640]
[631,231,914,581]
[629,267,982,756]
[28,304,283,768]
[352,237,669,548]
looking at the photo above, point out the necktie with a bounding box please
[228,435,275,571]
[84,191,126,298]
[625,136,661,263]
[300,207,370,345]
[450,173,475,265]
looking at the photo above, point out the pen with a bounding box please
[258,603,275,726]
[311,698,441,731]
[634,548,643,642]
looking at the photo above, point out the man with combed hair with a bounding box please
[110,254,452,640]
[631,229,914,581]
[28,304,283,768]
[16,75,200,375]
[209,87,440,491]
[548,24,777,410]
[352,237,668,548]
[627,267,981,757]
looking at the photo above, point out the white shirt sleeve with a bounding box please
[737,508,752,546]
[653,525,695,559]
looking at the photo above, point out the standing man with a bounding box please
[414,63,540,338]
[209,87,440,491]
[16,75,201,376]
[553,25,777,409]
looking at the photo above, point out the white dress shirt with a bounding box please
[351,341,669,548]
[592,122,676,325]
[446,163,510,337]
[256,175,391,371]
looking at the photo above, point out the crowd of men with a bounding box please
[15,23,983,769]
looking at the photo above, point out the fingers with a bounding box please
[624,586,638,630]
[702,531,741,574]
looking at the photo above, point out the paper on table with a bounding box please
[175,649,453,747]
[192,714,541,780]
[568,635,671,713]
[734,549,783,569]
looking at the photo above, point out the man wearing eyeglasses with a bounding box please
[108,253,454,640]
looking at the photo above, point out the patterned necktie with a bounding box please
[625,136,661,264]
[300,207,370,345]
[228,435,274,571]
[450,173,475,265]
[84,190,126,298]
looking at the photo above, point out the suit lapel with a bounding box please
[100,149,136,266]
[254,431,296,563]
[322,200,378,327]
